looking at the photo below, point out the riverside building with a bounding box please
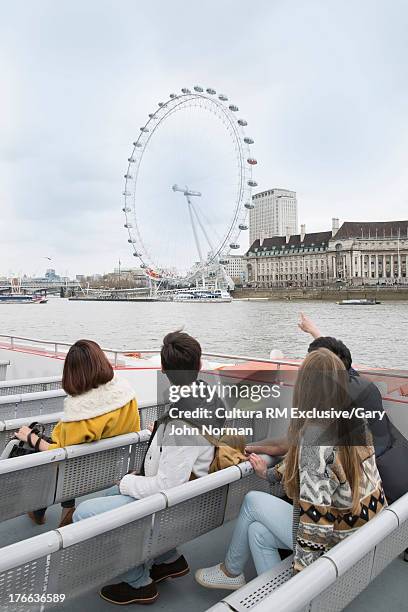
[221,255,246,285]
[246,219,408,287]
[249,188,298,244]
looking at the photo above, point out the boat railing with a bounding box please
[1,334,407,382]
[0,458,272,609]
[0,375,62,396]
[0,430,152,523]
[0,398,169,447]
[209,490,408,612]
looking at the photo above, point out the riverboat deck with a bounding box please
[0,335,407,612]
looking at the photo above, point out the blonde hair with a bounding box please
[284,348,369,514]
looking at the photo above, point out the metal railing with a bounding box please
[1,333,407,381]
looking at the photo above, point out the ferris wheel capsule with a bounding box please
[218,94,228,101]
[238,119,248,126]
[124,223,133,228]
[219,258,229,265]
[124,173,133,179]
[194,86,204,92]
[229,104,239,112]
[247,158,257,165]
[247,180,258,187]
[181,88,191,94]
[128,157,135,163]
[158,102,165,107]
[140,127,149,132]
[122,207,131,213]
[169,93,177,98]
[206,88,216,95]
[140,263,147,269]
[128,238,137,243]
[244,137,254,144]
[148,113,154,118]
[245,202,255,209]
[133,251,141,257]
[230,243,240,249]
[134,142,142,148]
[239,223,248,230]
[122,191,131,196]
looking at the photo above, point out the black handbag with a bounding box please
[6,422,53,459]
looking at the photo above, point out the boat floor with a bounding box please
[1,496,406,612]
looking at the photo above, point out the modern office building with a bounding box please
[249,188,298,244]
[221,255,246,284]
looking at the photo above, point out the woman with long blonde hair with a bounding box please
[196,348,386,589]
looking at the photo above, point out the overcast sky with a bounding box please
[1,0,407,277]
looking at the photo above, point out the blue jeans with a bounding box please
[73,486,178,588]
[225,490,293,576]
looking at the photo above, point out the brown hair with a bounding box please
[161,331,201,385]
[284,348,368,514]
[62,339,114,396]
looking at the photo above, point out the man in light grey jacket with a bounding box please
[73,331,222,606]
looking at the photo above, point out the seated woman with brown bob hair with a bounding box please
[16,339,140,527]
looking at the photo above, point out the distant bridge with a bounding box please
[0,280,83,295]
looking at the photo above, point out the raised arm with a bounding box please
[298,312,322,340]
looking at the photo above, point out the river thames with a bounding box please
[1,298,407,369]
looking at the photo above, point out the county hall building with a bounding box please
[245,219,408,287]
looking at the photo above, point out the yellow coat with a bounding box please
[48,398,140,449]
[47,375,140,449]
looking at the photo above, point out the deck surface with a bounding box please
[1,497,406,612]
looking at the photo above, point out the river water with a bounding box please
[1,298,407,369]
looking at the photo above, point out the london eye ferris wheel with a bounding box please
[122,85,258,288]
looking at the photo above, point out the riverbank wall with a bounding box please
[232,287,408,301]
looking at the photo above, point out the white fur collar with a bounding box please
[62,375,136,422]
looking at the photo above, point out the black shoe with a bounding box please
[150,555,189,583]
[100,582,158,605]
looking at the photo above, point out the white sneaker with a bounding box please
[195,564,246,591]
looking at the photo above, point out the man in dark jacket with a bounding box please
[307,335,393,458]
[247,313,408,507]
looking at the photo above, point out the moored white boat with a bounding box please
[172,289,232,303]
[0,294,48,304]
[337,298,381,305]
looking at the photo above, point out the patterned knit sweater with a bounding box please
[267,445,387,572]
